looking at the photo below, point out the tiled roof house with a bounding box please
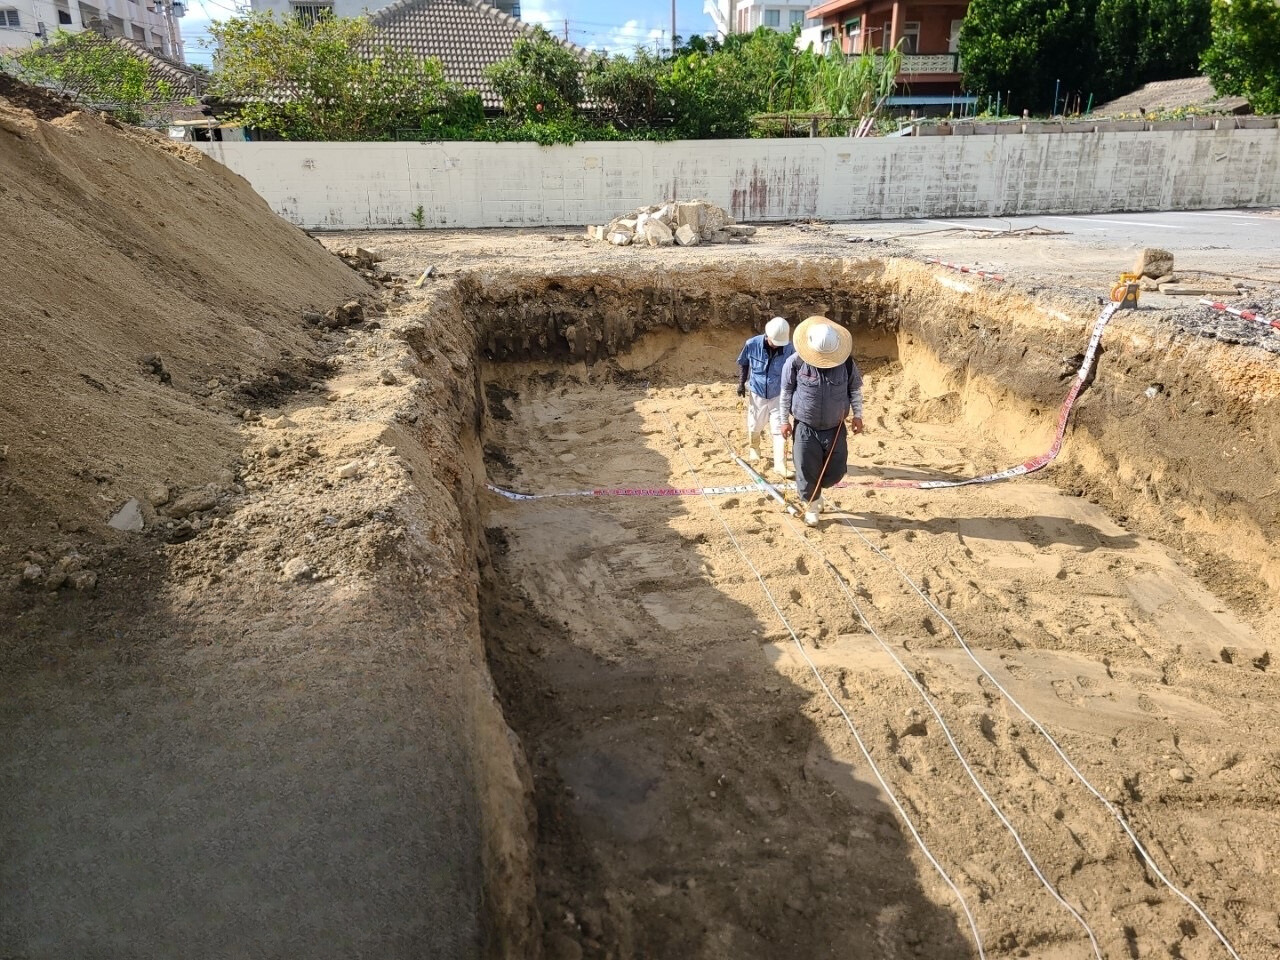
[107,35,209,102]
[368,0,590,109]
[1094,76,1249,117]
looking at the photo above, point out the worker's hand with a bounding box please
[848,416,864,435]
[780,422,793,440]
[736,383,746,398]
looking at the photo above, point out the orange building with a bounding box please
[803,0,971,105]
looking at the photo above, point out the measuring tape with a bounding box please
[489,300,1120,501]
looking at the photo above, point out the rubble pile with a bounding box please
[586,199,757,248]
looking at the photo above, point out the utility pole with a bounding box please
[563,18,568,41]
[671,0,676,54]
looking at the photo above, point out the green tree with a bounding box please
[485,25,584,121]
[661,49,756,137]
[11,31,174,124]
[1202,0,1280,113]
[584,50,668,130]
[721,26,815,113]
[959,0,1099,112]
[207,13,455,140]
[1095,0,1210,100]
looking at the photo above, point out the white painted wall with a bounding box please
[196,124,1280,230]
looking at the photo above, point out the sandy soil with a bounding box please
[480,331,1280,959]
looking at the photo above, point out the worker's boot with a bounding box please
[772,435,794,479]
[746,433,761,461]
[803,495,824,527]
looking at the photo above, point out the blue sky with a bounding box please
[180,0,713,66]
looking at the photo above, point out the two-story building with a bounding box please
[0,0,184,57]
[248,0,520,23]
[803,0,969,105]
[704,0,813,41]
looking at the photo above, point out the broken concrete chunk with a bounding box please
[1135,248,1174,278]
[723,224,757,237]
[22,563,43,584]
[643,219,674,247]
[337,460,361,480]
[355,246,384,264]
[108,498,145,533]
[674,224,700,247]
[608,232,633,246]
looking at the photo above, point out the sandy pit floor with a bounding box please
[480,330,1280,960]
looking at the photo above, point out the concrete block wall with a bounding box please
[196,124,1280,230]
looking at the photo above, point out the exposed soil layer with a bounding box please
[475,266,1280,959]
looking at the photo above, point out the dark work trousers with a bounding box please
[793,421,848,503]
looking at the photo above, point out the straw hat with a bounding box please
[793,316,853,369]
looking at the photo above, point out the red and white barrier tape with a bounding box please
[1200,298,1278,331]
[926,258,1005,283]
[487,480,771,501]
[490,301,1120,501]
[867,301,1119,489]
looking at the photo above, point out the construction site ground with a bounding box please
[3,91,1279,960]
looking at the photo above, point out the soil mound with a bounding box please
[0,83,368,584]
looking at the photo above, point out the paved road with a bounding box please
[848,208,1280,256]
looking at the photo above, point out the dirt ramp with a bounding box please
[0,91,368,572]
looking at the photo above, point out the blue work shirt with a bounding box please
[736,335,795,400]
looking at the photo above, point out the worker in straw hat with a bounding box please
[736,316,796,479]
[779,316,864,527]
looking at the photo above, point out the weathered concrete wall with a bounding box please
[197,124,1280,229]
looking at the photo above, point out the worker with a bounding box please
[779,316,864,527]
[736,316,796,479]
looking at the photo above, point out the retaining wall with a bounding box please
[196,123,1280,229]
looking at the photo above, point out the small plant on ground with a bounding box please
[410,205,425,229]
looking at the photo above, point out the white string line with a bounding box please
[834,513,1246,960]
[695,403,1104,957]
[653,401,989,960]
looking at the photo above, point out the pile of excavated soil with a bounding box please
[0,88,368,587]
[2,86,531,960]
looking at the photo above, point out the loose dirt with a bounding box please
[1,89,528,960]
[5,82,1280,960]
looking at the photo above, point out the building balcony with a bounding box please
[888,52,961,74]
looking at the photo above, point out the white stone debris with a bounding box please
[585,199,754,249]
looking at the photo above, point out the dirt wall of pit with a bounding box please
[880,260,1280,606]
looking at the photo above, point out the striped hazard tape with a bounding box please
[1200,297,1278,331]
[489,300,1120,501]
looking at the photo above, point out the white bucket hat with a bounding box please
[793,315,853,369]
[765,316,790,345]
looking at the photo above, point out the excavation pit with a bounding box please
[462,260,1280,959]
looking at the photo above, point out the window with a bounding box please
[820,25,833,53]
[844,17,860,50]
[789,8,804,25]
[291,2,332,25]
[0,8,20,27]
[58,7,72,22]
[900,20,919,53]
[948,18,963,53]
[510,2,519,16]
[763,8,780,27]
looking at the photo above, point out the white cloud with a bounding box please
[516,0,567,31]
[585,18,665,54]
